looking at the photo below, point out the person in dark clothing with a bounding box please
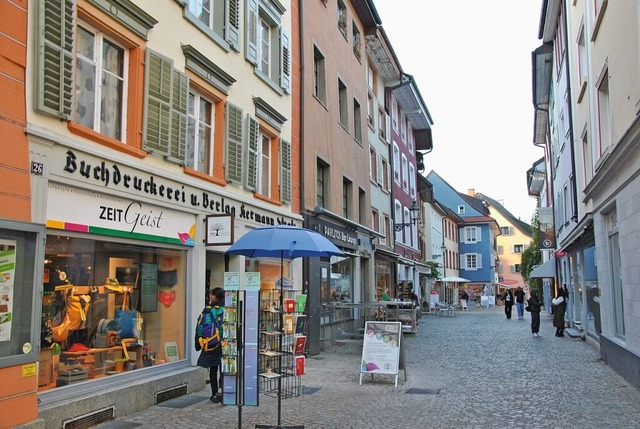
[527,290,543,337]
[514,286,526,320]
[502,289,514,319]
[552,287,567,337]
[196,287,225,403]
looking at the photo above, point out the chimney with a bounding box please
[467,188,475,196]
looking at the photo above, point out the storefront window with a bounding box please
[330,255,352,303]
[40,235,186,391]
[246,258,291,292]
[375,261,391,302]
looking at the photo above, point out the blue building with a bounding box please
[426,171,500,304]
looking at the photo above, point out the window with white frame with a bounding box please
[457,205,465,215]
[338,79,348,127]
[394,200,402,240]
[582,128,593,184]
[393,144,400,183]
[184,0,239,50]
[577,25,587,86]
[497,245,504,255]
[382,215,389,245]
[369,146,377,182]
[510,264,522,273]
[313,45,326,104]
[401,154,408,191]
[367,92,375,127]
[464,226,480,243]
[245,0,291,94]
[75,23,127,141]
[371,208,379,231]
[563,184,570,224]
[186,89,214,174]
[409,163,416,198]
[512,244,524,254]
[381,158,389,191]
[337,0,347,37]
[352,21,361,59]
[391,96,398,131]
[408,123,413,152]
[466,254,478,270]
[499,226,511,235]
[596,67,611,157]
[257,132,272,196]
[353,98,362,142]
[378,107,386,140]
[401,114,406,143]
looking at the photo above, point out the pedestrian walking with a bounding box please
[502,288,514,319]
[552,287,567,337]
[459,290,469,311]
[195,287,225,403]
[514,286,526,320]
[527,290,543,337]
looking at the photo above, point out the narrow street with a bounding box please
[98,306,640,429]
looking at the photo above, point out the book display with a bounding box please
[258,289,306,399]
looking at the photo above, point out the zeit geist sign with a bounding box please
[61,150,295,227]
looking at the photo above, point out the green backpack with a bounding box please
[196,306,223,352]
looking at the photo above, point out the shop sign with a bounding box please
[308,218,357,249]
[56,149,298,228]
[47,183,196,246]
[537,207,556,250]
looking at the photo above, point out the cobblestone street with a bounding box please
[98,306,640,429]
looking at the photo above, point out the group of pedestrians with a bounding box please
[500,285,568,339]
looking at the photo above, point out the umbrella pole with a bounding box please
[277,251,284,427]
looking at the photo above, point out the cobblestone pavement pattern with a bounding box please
[96,306,640,429]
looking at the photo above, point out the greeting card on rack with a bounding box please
[283,299,295,313]
[295,294,307,312]
[294,315,307,334]
[295,355,305,376]
[283,314,294,334]
[294,335,306,355]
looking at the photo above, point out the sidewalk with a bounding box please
[97,306,640,429]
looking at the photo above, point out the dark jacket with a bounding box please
[527,295,542,313]
[196,305,224,368]
[514,289,525,304]
[552,296,567,328]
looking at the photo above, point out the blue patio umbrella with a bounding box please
[225,225,343,428]
[225,225,344,259]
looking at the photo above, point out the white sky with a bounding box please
[373,0,544,223]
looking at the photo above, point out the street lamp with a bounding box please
[393,200,420,232]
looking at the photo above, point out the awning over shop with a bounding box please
[530,258,556,278]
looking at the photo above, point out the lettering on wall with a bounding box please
[62,150,296,227]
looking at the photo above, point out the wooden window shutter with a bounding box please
[376,154,383,186]
[244,114,259,191]
[244,0,258,65]
[477,254,483,269]
[36,0,75,119]
[226,0,240,50]
[460,254,467,270]
[279,27,291,93]
[225,102,244,183]
[167,70,189,164]
[143,49,173,155]
[476,226,482,242]
[280,139,291,203]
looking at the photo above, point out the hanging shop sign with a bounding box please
[537,207,556,250]
[205,214,234,246]
[47,183,196,246]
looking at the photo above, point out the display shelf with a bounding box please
[258,289,305,397]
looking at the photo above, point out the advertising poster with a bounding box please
[360,321,401,386]
[0,240,16,342]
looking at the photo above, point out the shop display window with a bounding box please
[330,255,353,303]
[39,235,186,391]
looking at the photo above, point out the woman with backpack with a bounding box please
[196,287,225,403]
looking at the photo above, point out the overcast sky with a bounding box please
[373,0,544,223]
